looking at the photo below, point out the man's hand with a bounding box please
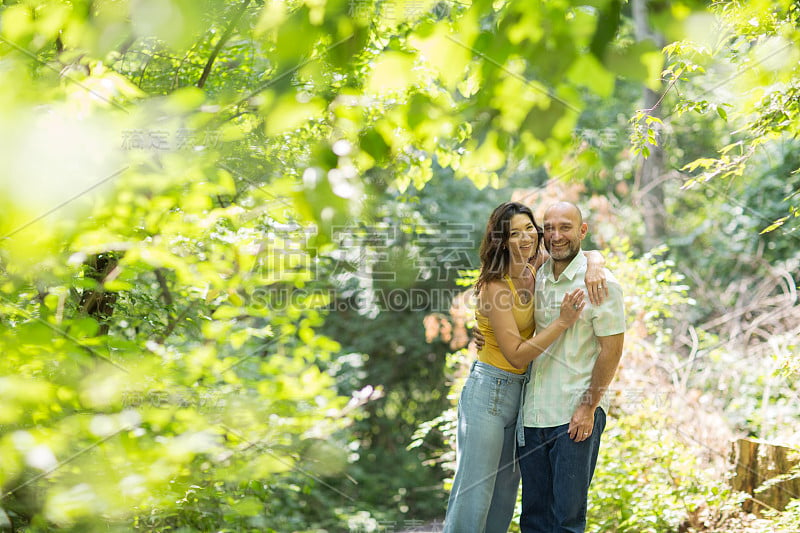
[472,326,486,351]
[568,403,595,442]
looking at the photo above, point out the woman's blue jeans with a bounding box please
[443,361,526,533]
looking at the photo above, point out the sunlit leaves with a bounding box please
[606,39,664,91]
[629,110,663,158]
[0,377,56,425]
[459,130,505,177]
[662,40,711,81]
[760,215,790,234]
[365,51,417,95]
[0,5,36,43]
[130,0,221,51]
[409,23,473,91]
[523,87,580,144]
[1,1,73,47]
[567,53,615,98]
[666,1,800,237]
[491,60,552,132]
[294,165,362,243]
[0,0,726,529]
[359,127,391,165]
[262,93,327,136]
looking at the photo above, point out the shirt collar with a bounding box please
[543,249,586,282]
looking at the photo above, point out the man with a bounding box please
[518,202,625,532]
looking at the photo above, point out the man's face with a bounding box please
[543,204,587,263]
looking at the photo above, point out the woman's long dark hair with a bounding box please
[475,202,542,294]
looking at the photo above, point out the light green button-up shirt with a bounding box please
[523,252,626,428]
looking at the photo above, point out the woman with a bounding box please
[443,202,605,533]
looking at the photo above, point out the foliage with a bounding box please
[587,408,738,532]
[761,499,800,532]
[2,0,799,530]
[605,239,692,333]
[1,0,681,528]
[668,0,800,238]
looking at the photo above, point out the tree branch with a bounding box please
[197,0,252,89]
[154,268,174,306]
[157,302,196,343]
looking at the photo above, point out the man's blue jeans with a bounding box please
[518,407,606,533]
[443,361,526,533]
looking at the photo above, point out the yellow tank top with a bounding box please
[476,265,536,374]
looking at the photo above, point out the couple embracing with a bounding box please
[443,201,626,533]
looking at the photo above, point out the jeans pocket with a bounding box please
[462,375,499,417]
[465,373,519,419]
[487,378,503,416]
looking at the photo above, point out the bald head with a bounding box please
[544,202,583,226]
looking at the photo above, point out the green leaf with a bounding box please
[263,94,326,136]
[166,87,206,112]
[0,5,34,42]
[605,40,663,91]
[366,52,417,95]
[409,25,472,90]
[567,53,615,98]
[760,216,789,234]
[68,317,100,338]
[212,305,241,319]
[231,496,263,517]
[130,0,215,51]
[681,157,717,172]
[360,128,391,164]
[460,131,506,173]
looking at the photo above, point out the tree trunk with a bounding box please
[632,0,666,249]
[730,437,800,515]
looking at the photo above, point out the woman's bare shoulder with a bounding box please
[479,279,512,309]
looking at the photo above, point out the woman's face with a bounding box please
[506,213,538,262]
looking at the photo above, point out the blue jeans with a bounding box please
[443,361,527,533]
[518,407,606,533]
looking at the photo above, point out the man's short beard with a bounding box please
[546,244,579,263]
